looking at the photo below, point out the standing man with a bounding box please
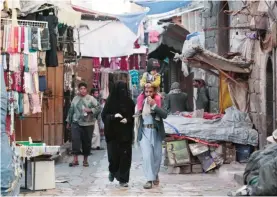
[91,88,101,150]
[193,78,210,112]
[66,83,100,167]
[165,82,190,113]
[138,84,167,189]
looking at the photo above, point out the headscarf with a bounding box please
[169,82,181,94]
[104,81,132,114]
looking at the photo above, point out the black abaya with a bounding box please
[101,81,135,183]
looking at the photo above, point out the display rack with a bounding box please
[1,18,48,28]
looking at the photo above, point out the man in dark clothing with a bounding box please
[193,78,209,112]
[165,82,190,113]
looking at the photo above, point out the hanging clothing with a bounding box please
[101,58,110,68]
[101,70,111,99]
[129,69,139,87]
[23,93,30,116]
[31,27,40,50]
[40,28,50,51]
[23,26,29,54]
[101,81,135,183]
[92,57,100,68]
[44,15,59,67]
[30,93,42,114]
[129,54,139,70]
[109,57,119,70]
[119,56,128,71]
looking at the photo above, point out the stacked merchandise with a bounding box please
[1,21,50,141]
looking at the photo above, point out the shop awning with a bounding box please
[71,0,149,35]
[74,20,142,57]
[19,0,81,27]
[175,45,252,73]
[149,23,189,54]
[134,0,192,15]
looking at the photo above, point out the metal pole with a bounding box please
[273,47,276,131]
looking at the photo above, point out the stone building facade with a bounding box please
[179,1,276,147]
[200,1,277,148]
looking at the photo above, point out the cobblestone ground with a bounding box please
[20,147,240,196]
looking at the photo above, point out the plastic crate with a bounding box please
[235,144,254,163]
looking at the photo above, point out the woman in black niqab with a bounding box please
[101,81,135,187]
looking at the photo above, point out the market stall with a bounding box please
[1,15,61,192]
[163,107,258,174]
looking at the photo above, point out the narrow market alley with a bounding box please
[20,147,240,196]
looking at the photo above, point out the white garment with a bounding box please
[133,104,140,149]
[142,99,151,119]
[24,27,29,54]
[91,121,101,148]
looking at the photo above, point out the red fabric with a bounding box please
[140,54,146,69]
[168,134,220,147]
[137,93,161,111]
[129,54,139,70]
[6,115,11,135]
[14,26,19,53]
[101,58,109,68]
[119,56,128,71]
[182,112,224,120]
[4,72,12,91]
[92,57,100,68]
[134,39,140,49]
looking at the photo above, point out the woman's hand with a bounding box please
[66,123,71,130]
[120,118,127,124]
[115,113,123,118]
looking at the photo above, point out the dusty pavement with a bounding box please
[20,145,241,196]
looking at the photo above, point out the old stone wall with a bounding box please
[199,1,277,148]
[202,1,220,113]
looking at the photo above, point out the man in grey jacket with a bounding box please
[193,78,209,112]
[165,82,190,113]
[138,84,167,189]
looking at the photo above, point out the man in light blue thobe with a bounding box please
[138,85,167,189]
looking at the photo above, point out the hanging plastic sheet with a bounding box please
[134,0,192,15]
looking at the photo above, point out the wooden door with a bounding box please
[43,52,64,145]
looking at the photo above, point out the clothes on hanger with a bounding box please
[120,56,128,71]
[109,57,119,70]
[101,58,110,68]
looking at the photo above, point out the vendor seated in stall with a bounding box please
[135,58,162,116]
[165,82,190,114]
[193,78,210,112]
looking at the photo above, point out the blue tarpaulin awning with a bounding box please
[134,0,192,15]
